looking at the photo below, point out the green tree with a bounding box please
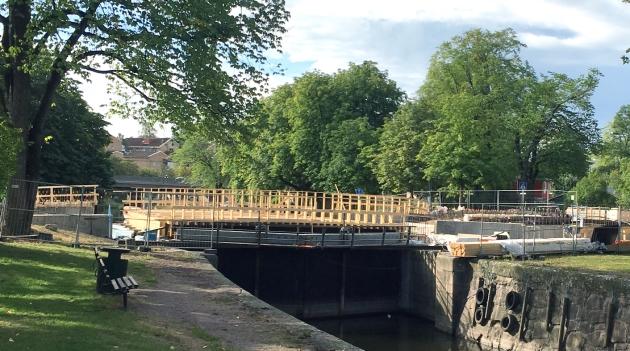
[372,101,432,193]
[110,157,141,176]
[318,117,378,193]
[172,133,227,188]
[39,81,113,186]
[612,161,630,207]
[574,171,616,207]
[516,70,600,188]
[418,28,600,193]
[109,157,165,178]
[0,0,288,234]
[602,105,630,162]
[219,61,404,191]
[419,29,526,191]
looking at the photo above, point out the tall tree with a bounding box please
[0,0,289,234]
[419,29,527,191]
[515,70,600,188]
[602,105,630,162]
[418,28,600,193]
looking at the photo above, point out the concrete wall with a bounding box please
[399,250,438,321]
[32,214,110,237]
[436,220,565,239]
[35,206,95,215]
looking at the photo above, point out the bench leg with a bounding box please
[123,292,128,309]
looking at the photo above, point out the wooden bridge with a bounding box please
[122,188,429,236]
[36,185,99,208]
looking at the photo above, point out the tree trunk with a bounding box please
[3,175,38,236]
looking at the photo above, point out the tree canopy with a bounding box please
[419,29,529,191]
[0,0,289,234]
[575,104,630,207]
[171,132,226,188]
[418,28,600,192]
[371,101,431,193]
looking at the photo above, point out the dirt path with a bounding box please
[130,252,359,351]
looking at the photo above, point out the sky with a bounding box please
[81,0,630,138]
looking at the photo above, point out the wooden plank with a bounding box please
[122,276,136,288]
[111,279,120,290]
[116,277,127,289]
[127,276,139,288]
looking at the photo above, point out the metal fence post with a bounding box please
[107,201,113,240]
[496,190,500,211]
[618,204,622,255]
[74,186,85,248]
[144,191,152,249]
[480,204,484,257]
[0,196,6,240]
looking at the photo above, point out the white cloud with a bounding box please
[277,0,630,95]
[77,0,630,131]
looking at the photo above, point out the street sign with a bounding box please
[518,180,527,193]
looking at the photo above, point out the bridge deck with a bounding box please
[123,188,428,234]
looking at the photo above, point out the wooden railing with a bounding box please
[36,185,99,207]
[123,188,428,228]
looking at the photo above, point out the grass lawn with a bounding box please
[524,253,630,277]
[0,242,207,350]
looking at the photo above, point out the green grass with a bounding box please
[524,253,630,277]
[0,242,187,350]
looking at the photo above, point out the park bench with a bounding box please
[94,248,139,308]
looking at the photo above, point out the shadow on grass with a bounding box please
[0,243,178,351]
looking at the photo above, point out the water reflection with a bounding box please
[309,314,480,351]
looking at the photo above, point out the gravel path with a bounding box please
[130,252,360,351]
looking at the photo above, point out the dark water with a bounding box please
[309,314,479,351]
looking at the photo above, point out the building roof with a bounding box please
[123,149,170,159]
[113,176,190,189]
[123,137,171,148]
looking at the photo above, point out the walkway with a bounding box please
[131,251,359,351]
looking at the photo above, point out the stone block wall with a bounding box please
[458,259,630,351]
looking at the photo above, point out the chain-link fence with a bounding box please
[413,189,577,211]
[0,178,116,246]
[1,180,627,257]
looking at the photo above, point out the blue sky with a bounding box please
[90,0,630,137]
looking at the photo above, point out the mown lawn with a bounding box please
[0,242,190,350]
[524,253,630,277]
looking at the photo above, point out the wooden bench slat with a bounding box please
[111,279,120,290]
[122,276,134,288]
[116,277,127,289]
[127,276,138,288]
